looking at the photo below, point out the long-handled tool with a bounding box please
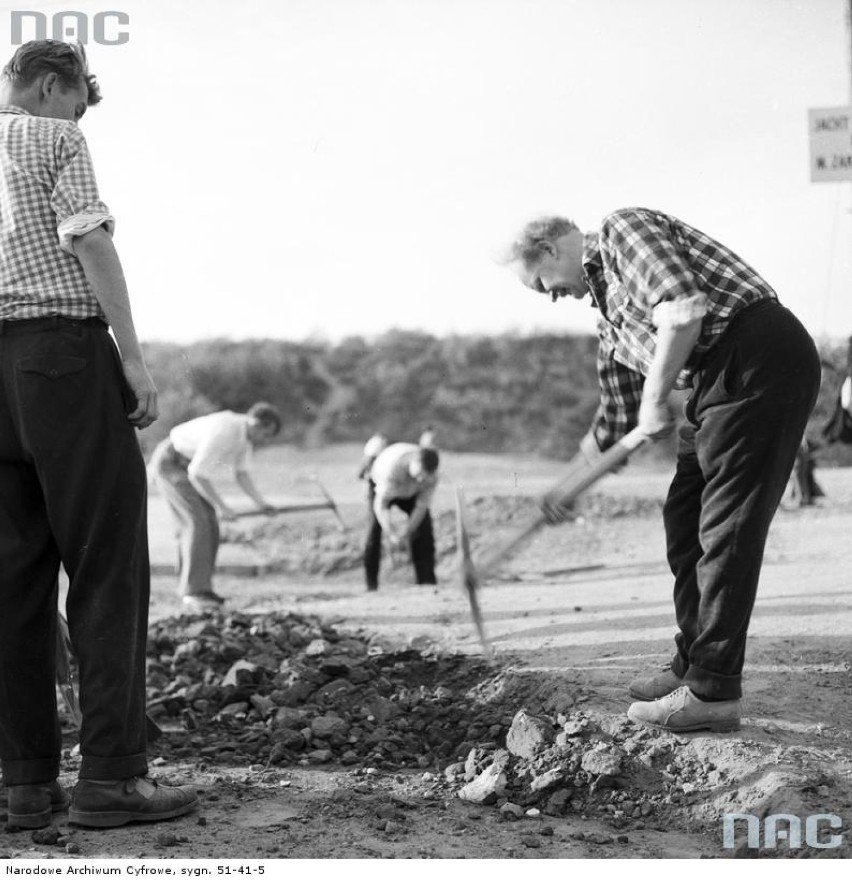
[454,428,648,656]
[233,501,337,519]
[455,487,493,662]
[309,475,348,530]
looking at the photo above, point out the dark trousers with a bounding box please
[150,439,220,597]
[0,317,150,784]
[665,301,820,700]
[364,482,436,588]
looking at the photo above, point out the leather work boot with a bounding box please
[627,686,742,733]
[4,780,70,830]
[69,776,199,828]
[628,666,683,701]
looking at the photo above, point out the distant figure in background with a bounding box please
[363,441,440,591]
[418,425,437,449]
[786,437,823,507]
[357,432,388,480]
[822,340,852,446]
[149,403,282,612]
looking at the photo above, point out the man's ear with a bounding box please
[538,240,557,258]
[39,72,60,99]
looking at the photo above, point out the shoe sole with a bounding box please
[68,797,199,829]
[5,796,71,830]
[628,715,741,733]
[6,808,53,830]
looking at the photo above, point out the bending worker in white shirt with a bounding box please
[364,442,439,591]
[150,402,282,611]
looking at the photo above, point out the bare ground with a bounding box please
[3,462,852,861]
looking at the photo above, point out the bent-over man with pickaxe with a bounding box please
[504,207,820,733]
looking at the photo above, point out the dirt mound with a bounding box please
[144,610,511,770]
[139,611,852,858]
[219,492,663,577]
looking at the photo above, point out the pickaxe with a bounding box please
[454,427,648,660]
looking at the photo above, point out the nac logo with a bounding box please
[722,813,844,850]
[11,11,130,46]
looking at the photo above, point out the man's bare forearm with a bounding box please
[236,471,270,508]
[72,226,145,363]
[643,318,702,405]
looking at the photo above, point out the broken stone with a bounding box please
[307,749,333,764]
[274,707,308,729]
[530,768,564,793]
[506,710,554,759]
[499,802,524,820]
[222,659,257,688]
[457,764,508,805]
[444,761,465,781]
[543,789,572,816]
[311,715,349,739]
[581,747,624,777]
[31,826,60,845]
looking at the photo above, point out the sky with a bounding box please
[1,0,851,345]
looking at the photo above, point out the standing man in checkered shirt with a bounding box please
[505,207,820,733]
[0,41,197,829]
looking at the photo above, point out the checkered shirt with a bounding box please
[582,207,777,450]
[0,105,114,321]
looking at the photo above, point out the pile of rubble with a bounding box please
[138,610,725,833]
[451,706,721,831]
[144,610,509,770]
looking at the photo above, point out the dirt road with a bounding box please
[2,462,851,860]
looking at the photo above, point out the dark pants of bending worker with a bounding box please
[0,317,150,785]
[149,439,219,598]
[364,482,436,589]
[664,301,820,700]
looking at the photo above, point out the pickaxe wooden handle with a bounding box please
[310,476,347,530]
[233,502,335,519]
[475,428,648,579]
[455,487,493,662]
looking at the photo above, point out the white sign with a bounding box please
[809,106,852,182]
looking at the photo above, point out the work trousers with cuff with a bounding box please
[149,439,219,598]
[664,300,820,700]
[0,317,150,785]
[364,482,436,588]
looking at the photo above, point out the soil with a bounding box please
[2,466,852,861]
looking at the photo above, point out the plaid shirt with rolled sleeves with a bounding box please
[581,207,778,451]
[0,105,114,321]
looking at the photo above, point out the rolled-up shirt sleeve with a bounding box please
[589,338,645,451]
[49,127,114,254]
[652,292,708,329]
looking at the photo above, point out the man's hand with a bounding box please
[579,432,603,464]
[122,359,159,428]
[387,531,405,549]
[258,502,278,515]
[539,489,574,524]
[218,505,237,522]
[637,396,675,440]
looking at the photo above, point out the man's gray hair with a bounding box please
[502,216,579,267]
